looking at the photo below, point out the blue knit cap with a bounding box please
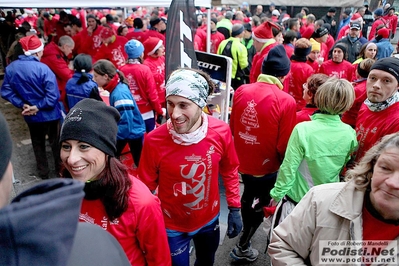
[374,8,383,16]
[124,39,144,59]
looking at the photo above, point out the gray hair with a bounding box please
[58,35,75,47]
[346,132,399,189]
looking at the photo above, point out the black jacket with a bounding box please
[0,179,130,266]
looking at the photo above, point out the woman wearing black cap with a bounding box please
[59,98,171,265]
[319,43,353,81]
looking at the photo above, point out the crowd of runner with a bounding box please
[1,2,399,266]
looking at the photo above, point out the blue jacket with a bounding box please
[375,38,394,59]
[1,55,61,123]
[110,82,145,140]
[65,72,101,109]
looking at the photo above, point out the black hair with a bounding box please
[283,30,297,44]
[74,54,93,84]
[71,18,82,28]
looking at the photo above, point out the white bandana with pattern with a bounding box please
[364,91,399,112]
[165,69,209,108]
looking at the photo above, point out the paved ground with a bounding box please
[0,82,272,265]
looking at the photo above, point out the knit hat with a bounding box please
[374,8,383,16]
[333,42,347,57]
[143,37,163,56]
[125,39,144,59]
[377,27,390,39]
[262,44,290,77]
[253,21,279,42]
[232,24,244,37]
[328,7,336,13]
[0,112,12,181]
[19,35,44,56]
[370,57,399,83]
[60,99,120,157]
[294,45,311,58]
[211,17,218,25]
[311,27,329,38]
[166,69,209,108]
[344,8,351,16]
[150,17,161,27]
[99,27,114,40]
[310,38,320,51]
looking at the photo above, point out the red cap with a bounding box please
[377,28,390,39]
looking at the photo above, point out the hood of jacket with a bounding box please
[0,178,84,266]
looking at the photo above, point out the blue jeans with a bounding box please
[168,218,220,266]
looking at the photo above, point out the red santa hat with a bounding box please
[350,13,363,23]
[19,35,44,56]
[143,37,163,56]
[252,21,279,43]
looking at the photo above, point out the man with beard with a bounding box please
[138,68,242,266]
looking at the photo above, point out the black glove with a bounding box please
[227,207,242,238]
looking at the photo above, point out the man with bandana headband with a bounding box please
[138,68,242,266]
[355,57,399,163]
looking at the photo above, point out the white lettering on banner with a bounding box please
[197,61,222,71]
[179,10,193,68]
[319,240,397,265]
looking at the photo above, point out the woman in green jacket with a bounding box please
[269,77,358,223]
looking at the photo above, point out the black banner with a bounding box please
[165,0,198,79]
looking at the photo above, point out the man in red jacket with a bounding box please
[230,45,296,262]
[355,57,399,163]
[249,21,279,83]
[41,35,74,111]
[139,68,242,266]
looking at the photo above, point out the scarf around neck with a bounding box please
[102,74,120,94]
[167,112,208,145]
[364,91,399,112]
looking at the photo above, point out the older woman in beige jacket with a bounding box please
[269,132,399,265]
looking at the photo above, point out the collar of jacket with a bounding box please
[329,180,364,221]
[261,39,276,52]
[257,74,283,89]
[311,112,342,122]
